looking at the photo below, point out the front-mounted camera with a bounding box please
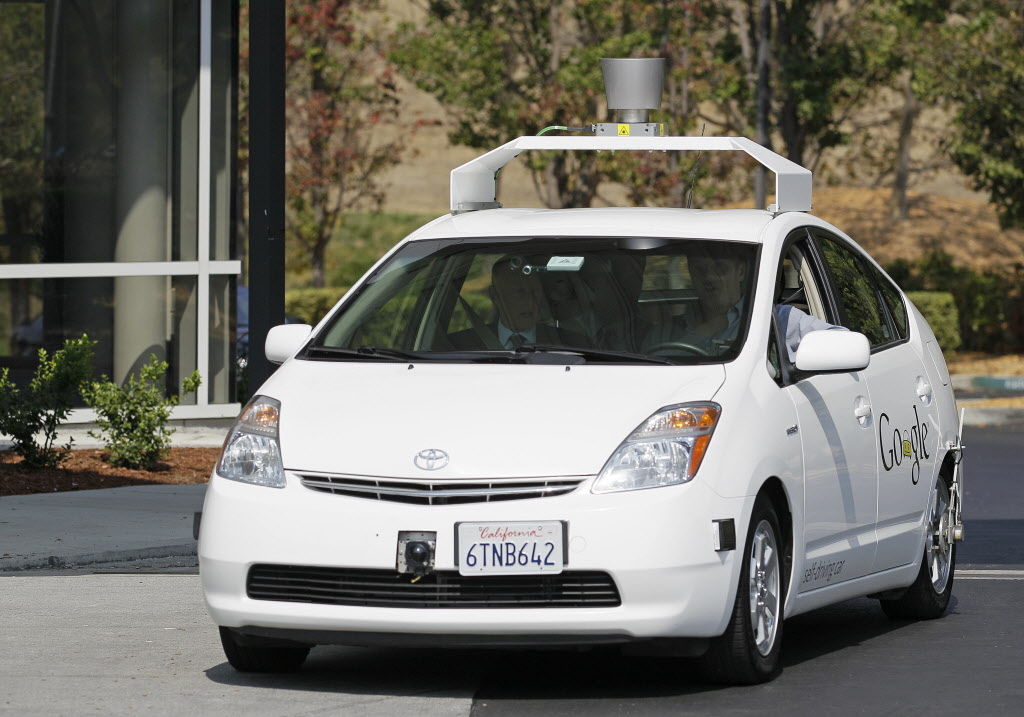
[397,531,436,576]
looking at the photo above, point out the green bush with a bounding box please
[285,287,349,325]
[906,291,962,355]
[0,335,96,468]
[888,251,1022,353]
[82,355,201,470]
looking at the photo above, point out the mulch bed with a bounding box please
[0,447,220,497]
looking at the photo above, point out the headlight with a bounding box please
[592,403,721,494]
[217,396,286,488]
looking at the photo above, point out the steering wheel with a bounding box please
[645,340,713,357]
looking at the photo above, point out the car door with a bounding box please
[814,231,939,573]
[776,231,878,593]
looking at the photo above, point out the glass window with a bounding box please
[0,2,203,266]
[0,276,199,406]
[874,268,909,340]
[816,235,892,347]
[312,237,759,365]
[1,2,240,405]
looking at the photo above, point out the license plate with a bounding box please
[456,521,565,576]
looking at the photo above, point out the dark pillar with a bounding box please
[246,1,285,393]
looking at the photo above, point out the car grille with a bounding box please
[246,565,621,608]
[296,472,586,505]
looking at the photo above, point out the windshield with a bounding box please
[308,236,759,364]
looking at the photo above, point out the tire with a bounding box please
[701,495,785,685]
[219,627,311,673]
[879,476,956,620]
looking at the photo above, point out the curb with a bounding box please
[0,543,197,573]
[962,407,1024,428]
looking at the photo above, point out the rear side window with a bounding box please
[874,269,909,340]
[816,235,892,347]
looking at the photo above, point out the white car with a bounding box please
[199,133,963,684]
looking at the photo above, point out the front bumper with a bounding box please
[199,471,749,643]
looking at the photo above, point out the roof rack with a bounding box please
[449,135,812,215]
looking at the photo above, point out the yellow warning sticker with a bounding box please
[902,440,913,457]
[617,124,630,136]
[659,123,665,136]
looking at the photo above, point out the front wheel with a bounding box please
[701,495,785,684]
[219,627,311,673]
[879,476,956,620]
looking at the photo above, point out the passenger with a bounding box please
[642,244,843,359]
[775,303,846,362]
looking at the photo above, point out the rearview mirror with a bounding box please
[265,324,312,364]
[794,330,870,374]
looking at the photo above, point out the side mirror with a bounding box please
[265,324,312,364]
[794,330,870,374]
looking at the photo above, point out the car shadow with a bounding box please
[204,644,487,698]
[204,596,941,700]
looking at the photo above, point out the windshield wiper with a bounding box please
[304,345,494,362]
[302,345,405,361]
[356,346,432,361]
[516,344,677,365]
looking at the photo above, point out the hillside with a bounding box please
[810,188,1024,272]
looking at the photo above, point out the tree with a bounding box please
[392,1,692,209]
[0,5,45,343]
[284,0,403,287]
[936,1,1024,228]
[849,0,953,219]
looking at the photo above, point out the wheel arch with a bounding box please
[756,476,794,603]
[937,449,956,488]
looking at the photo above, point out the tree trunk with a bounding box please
[890,71,918,221]
[755,0,772,208]
[774,0,805,167]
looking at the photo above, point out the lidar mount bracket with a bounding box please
[449,135,812,215]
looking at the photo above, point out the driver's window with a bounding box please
[778,239,830,322]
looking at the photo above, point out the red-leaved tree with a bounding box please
[284,0,402,287]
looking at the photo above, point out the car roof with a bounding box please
[406,207,776,243]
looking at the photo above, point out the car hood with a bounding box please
[260,360,726,479]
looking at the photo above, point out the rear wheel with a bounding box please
[879,476,955,620]
[219,627,311,673]
[701,495,785,684]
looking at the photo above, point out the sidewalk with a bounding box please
[1,426,225,572]
[0,484,206,571]
[1,391,1021,573]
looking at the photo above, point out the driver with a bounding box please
[446,256,590,350]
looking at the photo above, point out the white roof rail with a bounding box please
[449,135,811,214]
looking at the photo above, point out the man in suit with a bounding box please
[447,256,589,350]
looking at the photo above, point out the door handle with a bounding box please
[854,396,872,425]
[916,376,933,405]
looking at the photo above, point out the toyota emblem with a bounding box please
[414,449,449,471]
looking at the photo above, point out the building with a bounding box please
[0,0,242,421]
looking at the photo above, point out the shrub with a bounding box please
[907,291,962,355]
[888,251,1022,353]
[82,355,202,470]
[0,335,96,468]
[285,287,349,325]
